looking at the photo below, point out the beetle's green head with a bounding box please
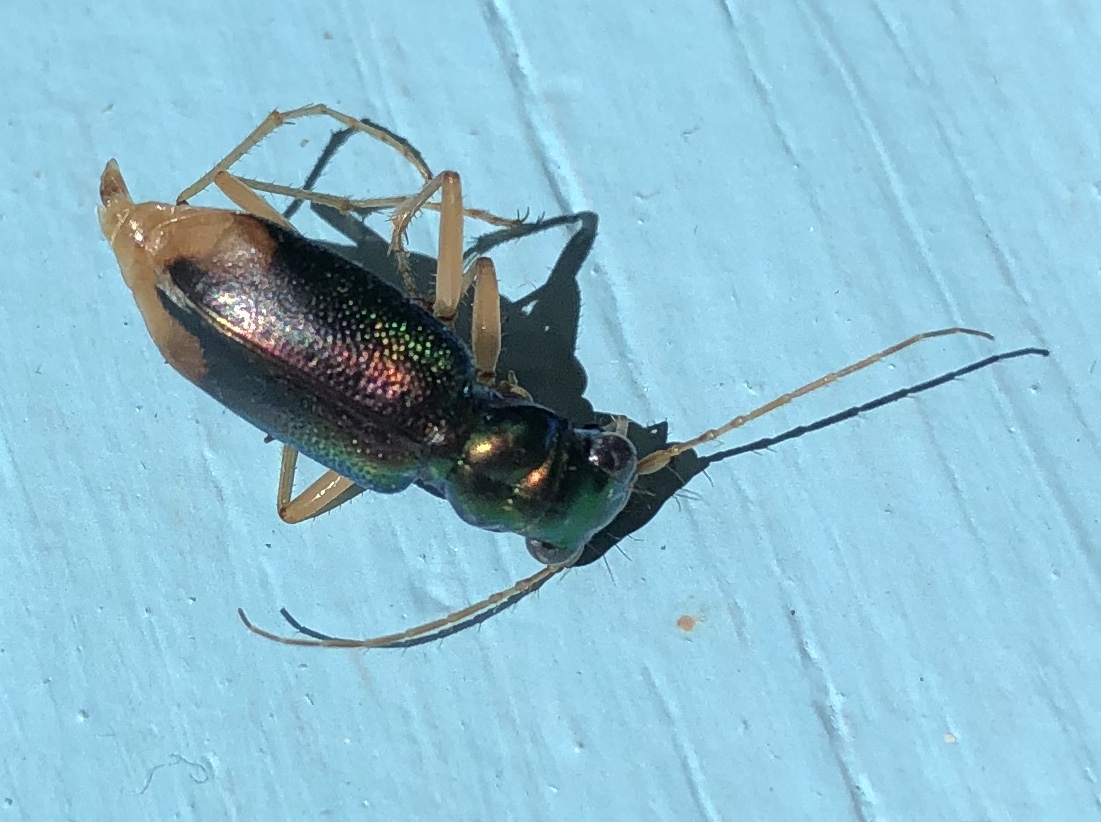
[441,403,637,565]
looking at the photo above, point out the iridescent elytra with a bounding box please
[99,104,994,648]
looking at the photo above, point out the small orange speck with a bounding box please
[676,615,696,632]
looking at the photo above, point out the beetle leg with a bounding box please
[174,103,521,235]
[386,171,467,320]
[275,444,360,524]
[237,563,566,649]
[468,257,532,397]
[212,172,297,232]
[470,257,502,384]
[216,177,520,230]
[636,327,995,476]
[177,104,433,204]
[213,169,518,250]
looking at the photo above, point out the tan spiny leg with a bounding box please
[237,563,565,648]
[212,170,515,233]
[233,179,519,235]
[177,104,434,203]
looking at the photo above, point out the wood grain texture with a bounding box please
[0,2,1094,819]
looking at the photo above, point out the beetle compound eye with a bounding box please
[587,433,636,478]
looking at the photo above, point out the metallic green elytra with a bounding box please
[98,161,636,564]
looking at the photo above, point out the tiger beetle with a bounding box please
[99,104,994,649]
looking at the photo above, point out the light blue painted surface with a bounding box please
[1,3,1096,820]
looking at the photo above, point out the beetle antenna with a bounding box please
[636,326,995,476]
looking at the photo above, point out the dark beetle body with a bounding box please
[148,210,636,558]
